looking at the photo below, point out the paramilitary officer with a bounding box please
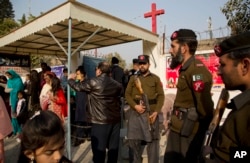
[124,58,139,92]
[164,29,214,163]
[125,54,164,163]
[128,58,139,77]
[202,31,250,163]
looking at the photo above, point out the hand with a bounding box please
[68,73,76,80]
[11,111,17,118]
[134,104,145,114]
[149,112,158,124]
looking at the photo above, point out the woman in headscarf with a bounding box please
[5,69,24,137]
[39,71,55,110]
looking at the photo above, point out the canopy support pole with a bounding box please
[71,27,101,56]
[46,28,68,55]
[66,17,72,160]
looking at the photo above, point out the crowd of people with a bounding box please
[0,62,69,162]
[0,29,250,163]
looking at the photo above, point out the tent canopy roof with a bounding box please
[0,0,158,57]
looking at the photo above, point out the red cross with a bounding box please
[144,3,165,34]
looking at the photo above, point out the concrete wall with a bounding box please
[142,39,168,93]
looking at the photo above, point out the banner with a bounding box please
[0,54,30,79]
[0,53,30,67]
[51,65,65,78]
[166,53,223,90]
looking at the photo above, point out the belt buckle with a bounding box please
[175,110,183,120]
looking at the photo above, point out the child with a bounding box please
[16,91,28,127]
[18,110,72,163]
[15,91,28,142]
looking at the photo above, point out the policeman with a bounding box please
[125,54,164,163]
[164,29,214,163]
[207,31,250,162]
[128,58,139,76]
[124,58,139,92]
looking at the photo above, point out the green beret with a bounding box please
[214,31,250,57]
[170,29,197,41]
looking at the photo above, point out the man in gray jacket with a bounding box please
[68,61,122,163]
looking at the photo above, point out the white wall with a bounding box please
[142,39,168,93]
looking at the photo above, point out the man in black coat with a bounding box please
[68,61,122,163]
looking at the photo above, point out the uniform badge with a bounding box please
[214,45,222,56]
[192,74,204,92]
[192,74,203,81]
[193,80,205,92]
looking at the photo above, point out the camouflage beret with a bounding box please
[214,31,250,57]
[171,29,197,41]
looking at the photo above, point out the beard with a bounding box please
[170,47,183,69]
[139,67,148,75]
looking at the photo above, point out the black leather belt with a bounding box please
[134,99,157,105]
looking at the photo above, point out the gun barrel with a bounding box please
[141,94,151,131]
[203,88,229,147]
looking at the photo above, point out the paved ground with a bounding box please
[4,131,168,163]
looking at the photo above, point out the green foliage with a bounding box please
[18,14,27,26]
[0,0,18,36]
[0,0,14,23]
[27,14,36,21]
[104,52,127,69]
[0,18,19,36]
[17,13,37,26]
[221,0,250,35]
[30,55,42,68]
[30,54,65,69]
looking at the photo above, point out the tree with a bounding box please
[104,52,127,69]
[0,18,19,36]
[27,13,36,22]
[0,0,14,23]
[221,0,250,35]
[18,14,27,26]
[0,0,18,36]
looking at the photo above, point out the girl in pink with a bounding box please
[48,77,67,123]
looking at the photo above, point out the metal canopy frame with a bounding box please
[0,0,158,57]
[0,0,158,159]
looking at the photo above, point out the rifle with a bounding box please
[134,75,151,131]
[202,88,229,158]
